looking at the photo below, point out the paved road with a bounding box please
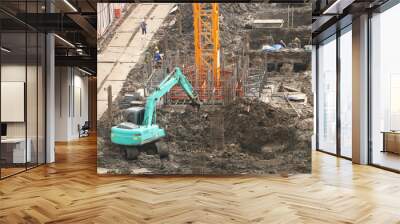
[97,3,174,119]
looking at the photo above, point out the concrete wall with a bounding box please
[55,67,89,141]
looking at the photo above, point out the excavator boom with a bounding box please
[142,67,200,127]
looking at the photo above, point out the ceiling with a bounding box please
[0,0,97,74]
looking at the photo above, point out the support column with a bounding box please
[88,77,97,133]
[352,14,369,164]
[46,0,55,163]
[46,32,55,163]
[312,45,317,151]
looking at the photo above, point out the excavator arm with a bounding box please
[142,67,200,127]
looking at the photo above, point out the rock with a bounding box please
[131,168,151,174]
[97,167,109,174]
[296,118,313,130]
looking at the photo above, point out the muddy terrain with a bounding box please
[97,3,313,175]
[98,98,312,175]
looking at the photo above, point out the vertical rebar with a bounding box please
[163,37,168,53]
[207,70,212,102]
[178,9,182,35]
[210,112,224,150]
[243,55,249,98]
[220,48,224,77]
[146,52,152,78]
[107,85,112,126]
[175,50,180,67]
[287,5,290,28]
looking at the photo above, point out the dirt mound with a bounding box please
[157,106,213,149]
[157,98,308,154]
[99,98,311,175]
[223,98,300,153]
[153,98,311,174]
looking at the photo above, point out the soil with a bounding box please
[98,98,312,175]
[97,3,313,176]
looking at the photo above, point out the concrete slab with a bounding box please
[129,33,152,48]
[150,4,173,19]
[97,100,108,120]
[129,4,154,19]
[119,50,142,63]
[128,3,153,19]
[145,19,164,35]
[119,18,141,32]
[97,63,115,87]
[108,32,133,47]
[98,47,124,62]
[107,63,136,81]
[97,80,125,101]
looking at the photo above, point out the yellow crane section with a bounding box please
[193,3,220,97]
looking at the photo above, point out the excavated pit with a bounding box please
[98,98,312,175]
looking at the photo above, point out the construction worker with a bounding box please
[279,40,287,48]
[140,19,147,35]
[153,50,162,68]
[293,37,301,48]
[154,50,162,63]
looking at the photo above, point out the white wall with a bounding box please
[55,66,69,141]
[1,65,35,137]
[55,67,89,141]
[1,63,46,164]
[1,65,26,141]
[72,73,89,138]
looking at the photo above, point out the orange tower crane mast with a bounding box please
[193,3,220,98]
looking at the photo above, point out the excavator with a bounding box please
[110,67,201,160]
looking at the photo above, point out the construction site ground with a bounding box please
[97,3,313,175]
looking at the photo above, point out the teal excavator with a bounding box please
[111,67,201,160]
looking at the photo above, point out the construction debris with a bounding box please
[97,3,313,175]
[99,98,311,175]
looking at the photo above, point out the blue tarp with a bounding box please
[262,44,284,52]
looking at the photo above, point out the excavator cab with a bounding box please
[126,107,145,125]
[114,107,144,130]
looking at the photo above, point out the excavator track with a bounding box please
[155,142,169,159]
[124,142,169,160]
[124,147,140,160]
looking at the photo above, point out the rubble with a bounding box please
[98,98,312,175]
[97,3,313,175]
